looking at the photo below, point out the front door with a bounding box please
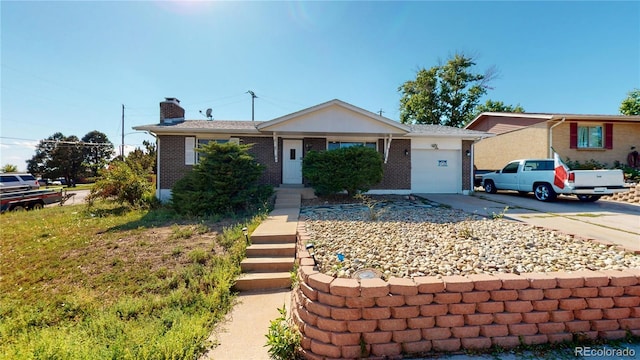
[282,139,303,184]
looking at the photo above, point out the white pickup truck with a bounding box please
[482,159,628,202]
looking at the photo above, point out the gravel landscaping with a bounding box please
[300,198,640,279]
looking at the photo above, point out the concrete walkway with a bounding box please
[202,189,301,359]
[202,289,291,360]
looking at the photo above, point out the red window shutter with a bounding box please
[605,123,613,149]
[569,123,577,149]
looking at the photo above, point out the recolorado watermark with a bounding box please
[575,346,635,357]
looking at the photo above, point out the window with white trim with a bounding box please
[327,141,377,150]
[577,125,603,148]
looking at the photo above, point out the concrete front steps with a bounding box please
[234,190,302,292]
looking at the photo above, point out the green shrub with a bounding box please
[265,305,301,360]
[87,161,155,208]
[302,146,383,197]
[565,158,608,170]
[171,142,273,216]
[614,161,640,182]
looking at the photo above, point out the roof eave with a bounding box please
[132,125,262,135]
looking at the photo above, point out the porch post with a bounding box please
[383,134,393,164]
[273,132,278,163]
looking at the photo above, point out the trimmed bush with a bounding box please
[171,142,273,216]
[302,146,383,197]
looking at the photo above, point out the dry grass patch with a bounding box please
[0,202,265,359]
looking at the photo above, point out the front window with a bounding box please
[577,125,603,148]
[327,141,377,150]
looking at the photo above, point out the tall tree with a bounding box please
[472,100,525,119]
[620,89,640,115]
[27,132,85,185]
[125,140,156,175]
[399,53,496,127]
[82,130,114,177]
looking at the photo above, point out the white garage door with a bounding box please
[411,150,460,193]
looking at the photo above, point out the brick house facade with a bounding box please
[135,98,490,201]
[465,112,640,171]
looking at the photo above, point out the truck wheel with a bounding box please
[484,180,497,194]
[11,205,26,212]
[577,195,601,202]
[31,202,44,210]
[534,183,557,202]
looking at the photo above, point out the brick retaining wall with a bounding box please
[293,223,640,359]
[603,184,640,204]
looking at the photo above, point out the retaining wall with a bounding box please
[293,223,640,359]
[603,184,640,204]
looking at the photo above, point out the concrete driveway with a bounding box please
[43,188,90,207]
[419,192,640,253]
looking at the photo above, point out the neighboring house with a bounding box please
[465,112,640,171]
[134,98,491,202]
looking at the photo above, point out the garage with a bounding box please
[411,149,461,193]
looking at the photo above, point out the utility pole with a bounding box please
[247,90,257,121]
[378,109,384,116]
[121,104,125,158]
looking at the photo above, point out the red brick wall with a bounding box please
[159,135,412,192]
[462,140,473,191]
[373,139,411,190]
[294,223,640,359]
[239,136,281,186]
[158,135,280,190]
[158,135,192,190]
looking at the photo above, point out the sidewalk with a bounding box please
[202,189,299,359]
[201,289,291,360]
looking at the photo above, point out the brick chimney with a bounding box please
[159,97,185,124]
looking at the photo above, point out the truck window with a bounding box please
[523,161,554,171]
[502,162,520,173]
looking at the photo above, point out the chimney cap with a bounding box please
[164,97,180,104]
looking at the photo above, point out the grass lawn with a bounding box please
[0,203,265,359]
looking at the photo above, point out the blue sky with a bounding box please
[1,1,639,171]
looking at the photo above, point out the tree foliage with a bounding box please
[1,164,18,173]
[399,53,496,127]
[82,130,114,177]
[87,161,155,208]
[27,131,115,184]
[171,142,272,216]
[125,140,156,175]
[27,132,85,185]
[472,100,525,119]
[302,146,383,197]
[620,89,640,115]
